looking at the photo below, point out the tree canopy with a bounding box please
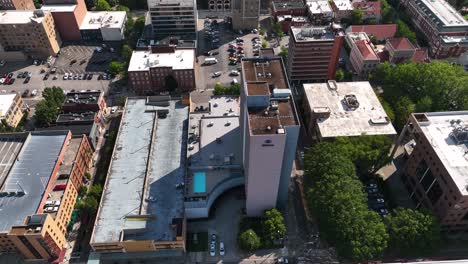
[95,0,111,11]
[395,20,417,44]
[108,61,125,75]
[385,208,441,256]
[35,86,65,127]
[238,229,261,251]
[374,61,468,131]
[263,209,286,242]
[303,141,389,261]
[351,9,364,25]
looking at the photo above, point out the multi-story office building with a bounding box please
[90,97,186,261]
[346,32,379,77]
[0,93,24,128]
[40,0,87,41]
[330,0,353,22]
[401,112,468,234]
[0,131,92,261]
[127,46,196,95]
[302,81,396,141]
[0,9,61,58]
[148,0,197,40]
[287,25,344,83]
[240,57,300,216]
[400,0,468,58]
[231,0,260,30]
[306,0,333,25]
[0,0,34,10]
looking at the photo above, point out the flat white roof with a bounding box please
[0,10,46,24]
[307,1,332,15]
[79,11,126,30]
[417,0,468,27]
[0,94,16,118]
[333,0,353,11]
[416,112,468,195]
[303,81,396,138]
[41,4,76,12]
[128,49,195,72]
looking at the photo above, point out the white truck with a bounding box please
[204,57,218,65]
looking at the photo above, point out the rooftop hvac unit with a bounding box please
[450,125,468,144]
[272,88,291,99]
[344,94,359,109]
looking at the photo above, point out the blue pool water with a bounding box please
[193,172,206,193]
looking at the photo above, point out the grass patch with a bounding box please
[187,232,208,252]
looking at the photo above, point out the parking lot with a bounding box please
[54,43,120,75]
[196,19,260,90]
[0,44,115,106]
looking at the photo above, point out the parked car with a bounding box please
[219,241,225,256]
[8,78,15,84]
[87,74,93,80]
[50,67,57,74]
[230,70,240,76]
[236,37,244,42]
[212,71,222,78]
[43,73,49,80]
[210,243,216,257]
[22,89,30,97]
[31,89,38,96]
[70,59,77,65]
[24,76,30,83]
[0,60,5,67]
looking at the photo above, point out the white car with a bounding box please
[0,78,4,84]
[63,73,68,80]
[212,71,222,78]
[31,89,38,96]
[219,241,225,256]
[0,60,5,67]
[230,70,240,76]
[209,243,216,257]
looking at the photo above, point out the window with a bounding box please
[427,180,442,205]
[421,169,435,192]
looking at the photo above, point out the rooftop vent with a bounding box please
[344,94,359,110]
[450,125,468,144]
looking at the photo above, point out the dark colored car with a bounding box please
[8,78,15,84]
[24,76,30,83]
[43,73,49,80]
[87,74,93,80]
[22,89,30,97]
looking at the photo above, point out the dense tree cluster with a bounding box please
[395,20,417,44]
[304,142,388,261]
[213,82,241,95]
[385,208,441,256]
[86,0,146,10]
[303,138,443,261]
[373,61,468,130]
[35,86,65,127]
[237,209,286,251]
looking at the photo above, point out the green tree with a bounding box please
[116,5,130,11]
[366,18,378,25]
[335,68,345,81]
[35,100,59,127]
[279,46,288,60]
[277,31,284,40]
[393,96,416,131]
[85,0,96,8]
[95,0,111,10]
[351,9,364,25]
[259,28,266,36]
[261,40,268,48]
[273,23,282,34]
[396,20,417,44]
[76,195,98,215]
[263,209,286,241]
[121,44,133,61]
[116,96,127,107]
[164,75,178,91]
[79,186,88,197]
[124,16,135,39]
[108,61,125,75]
[88,184,103,200]
[42,86,65,106]
[382,6,396,23]
[134,16,146,33]
[416,96,433,112]
[385,208,441,255]
[238,229,261,251]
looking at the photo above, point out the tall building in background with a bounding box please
[0,10,62,58]
[287,24,344,83]
[240,57,300,216]
[40,0,88,41]
[148,0,197,40]
[401,112,468,234]
[0,0,34,10]
[231,0,259,30]
[400,0,468,59]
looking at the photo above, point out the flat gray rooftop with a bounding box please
[415,0,468,27]
[92,98,187,244]
[303,81,396,138]
[0,132,68,232]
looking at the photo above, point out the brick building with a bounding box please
[346,32,379,77]
[306,0,333,25]
[0,0,34,10]
[0,93,24,128]
[0,10,62,58]
[0,131,92,261]
[352,1,381,22]
[40,0,87,41]
[272,0,306,18]
[400,0,468,58]
[128,46,196,95]
[401,112,468,234]
[287,24,344,82]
